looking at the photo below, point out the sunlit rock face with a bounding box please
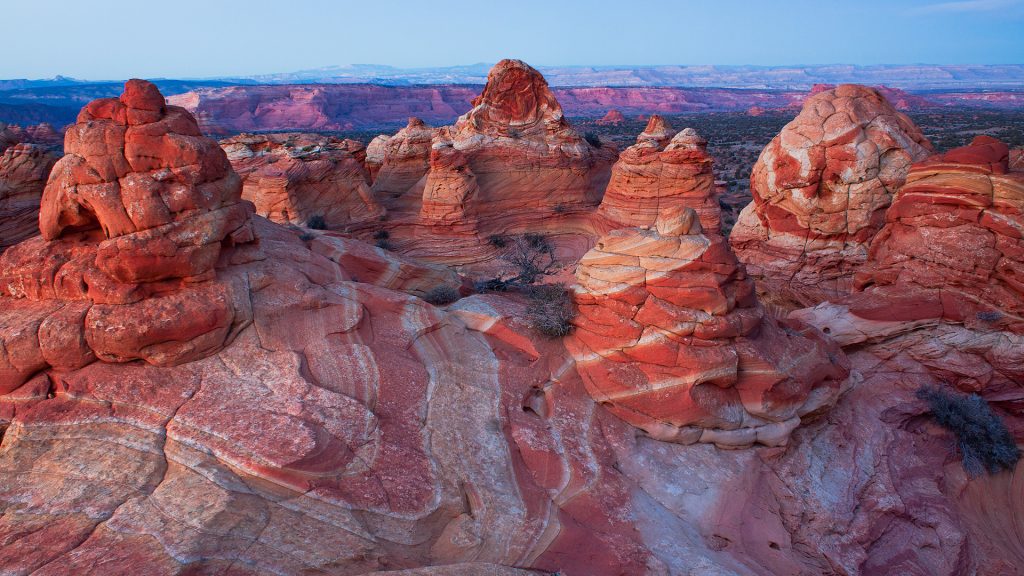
[221,132,384,229]
[730,84,932,310]
[567,206,850,448]
[597,115,722,234]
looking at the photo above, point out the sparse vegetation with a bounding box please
[583,132,602,148]
[306,215,327,230]
[507,128,522,139]
[553,203,567,214]
[525,283,577,337]
[373,229,390,240]
[423,285,461,305]
[375,239,394,251]
[501,233,556,285]
[916,385,1020,476]
[487,234,508,248]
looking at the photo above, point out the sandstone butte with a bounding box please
[221,132,384,229]
[596,115,722,234]
[597,109,626,125]
[730,84,933,310]
[0,71,1023,576]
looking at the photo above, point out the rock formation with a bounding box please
[368,117,435,210]
[2,74,1024,576]
[597,109,625,124]
[1011,147,1023,171]
[850,136,1024,332]
[567,206,849,448]
[442,59,617,228]
[730,84,933,309]
[420,139,478,227]
[0,79,256,388]
[222,132,383,229]
[0,143,58,251]
[597,116,722,233]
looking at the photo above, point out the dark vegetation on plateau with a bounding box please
[916,385,1021,476]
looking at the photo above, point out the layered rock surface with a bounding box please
[850,136,1024,332]
[222,132,383,229]
[0,143,58,251]
[2,76,1024,576]
[0,79,256,388]
[597,116,722,233]
[730,84,933,309]
[567,206,849,448]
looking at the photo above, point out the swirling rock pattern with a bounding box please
[222,132,383,229]
[730,84,933,309]
[0,143,58,252]
[567,206,849,448]
[597,116,722,233]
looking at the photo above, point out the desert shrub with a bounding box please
[375,239,394,251]
[306,215,327,230]
[423,285,461,305]
[501,234,555,285]
[487,234,508,248]
[525,283,576,337]
[474,278,511,293]
[299,232,316,242]
[507,128,522,139]
[584,132,602,148]
[553,203,567,214]
[916,385,1020,476]
[373,229,390,240]
[976,310,1003,322]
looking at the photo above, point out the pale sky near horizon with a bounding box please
[3,0,1023,79]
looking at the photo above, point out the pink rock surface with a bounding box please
[222,132,384,229]
[730,84,933,310]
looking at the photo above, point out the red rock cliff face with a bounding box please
[730,84,933,311]
[221,132,384,229]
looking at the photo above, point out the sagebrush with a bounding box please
[916,385,1020,476]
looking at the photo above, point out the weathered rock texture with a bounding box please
[730,84,933,309]
[222,132,383,229]
[370,60,616,232]
[369,117,435,210]
[851,136,1024,332]
[0,143,58,251]
[567,206,849,448]
[597,116,722,233]
[2,76,1024,576]
[0,79,256,389]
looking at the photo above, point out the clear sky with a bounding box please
[4,0,1023,79]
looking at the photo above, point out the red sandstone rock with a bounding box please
[0,144,58,251]
[730,84,933,309]
[0,79,255,389]
[369,117,435,209]
[1,78,1022,576]
[597,118,722,233]
[442,59,617,229]
[596,109,625,125]
[420,139,478,226]
[1010,147,1023,171]
[221,132,383,229]
[567,206,849,448]
[850,136,1024,332]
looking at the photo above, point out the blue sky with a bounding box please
[3,0,1023,79]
